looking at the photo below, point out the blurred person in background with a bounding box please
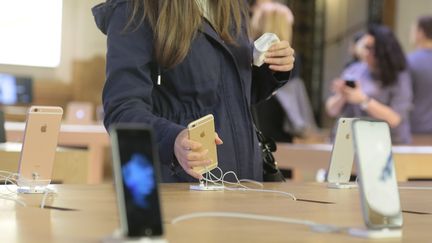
[250,1,317,142]
[326,25,412,144]
[344,31,365,68]
[408,15,432,134]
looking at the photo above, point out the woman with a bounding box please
[92,0,294,182]
[326,25,412,144]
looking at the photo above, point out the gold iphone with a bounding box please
[187,114,218,174]
[18,106,63,183]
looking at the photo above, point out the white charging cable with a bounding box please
[398,186,432,190]
[0,170,57,208]
[199,167,296,200]
[0,170,26,207]
[206,167,263,189]
[171,211,346,233]
[40,187,57,209]
[224,187,297,200]
[1,171,19,195]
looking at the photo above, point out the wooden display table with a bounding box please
[0,182,431,242]
[274,143,432,181]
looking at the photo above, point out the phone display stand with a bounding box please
[103,229,168,243]
[16,177,52,194]
[189,181,224,191]
[348,227,402,239]
[327,182,357,189]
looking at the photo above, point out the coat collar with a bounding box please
[200,19,235,57]
[199,19,251,78]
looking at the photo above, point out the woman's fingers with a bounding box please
[265,56,295,65]
[265,41,295,72]
[180,138,202,150]
[267,41,291,51]
[186,149,209,161]
[215,132,223,145]
[269,64,294,72]
[266,46,294,58]
[174,128,223,180]
[187,159,212,168]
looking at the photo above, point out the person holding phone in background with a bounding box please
[92,0,294,182]
[325,25,412,144]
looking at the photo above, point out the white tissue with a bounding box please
[253,33,280,66]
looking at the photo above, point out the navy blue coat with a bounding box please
[93,0,290,182]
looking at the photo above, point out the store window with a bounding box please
[0,0,63,67]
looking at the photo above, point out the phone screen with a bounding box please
[345,80,356,88]
[352,120,402,228]
[112,126,163,237]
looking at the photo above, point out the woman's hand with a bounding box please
[343,82,368,105]
[331,79,346,94]
[325,79,350,117]
[264,40,295,72]
[173,129,223,180]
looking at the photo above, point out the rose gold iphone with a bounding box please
[187,114,218,175]
[18,106,63,183]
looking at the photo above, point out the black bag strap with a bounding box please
[254,125,285,182]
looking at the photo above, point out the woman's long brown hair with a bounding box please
[127,0,247,69]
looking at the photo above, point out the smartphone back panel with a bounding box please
[110,124,163,237]
[188,114,218,174]
[327,118,356,184]
[352,119,402,229]
[18,106,63,181]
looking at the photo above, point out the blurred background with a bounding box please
[1,0,429,129]
[1,0,431,182]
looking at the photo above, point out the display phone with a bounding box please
[345,80,356,88]
[352,119,402,229]
[187,114,218,174]
[18,106,63,184]
[327,117,357,188]
[110,124,163,238]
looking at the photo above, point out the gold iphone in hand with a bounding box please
[187,114,218,174]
